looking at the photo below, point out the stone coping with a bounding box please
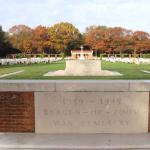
[0,80,149,92]
[0,133,150,149]
[0,80,150,92]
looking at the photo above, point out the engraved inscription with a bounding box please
[35,92,149,133]
[42,96,137,127]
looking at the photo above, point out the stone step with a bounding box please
[0,148,149,149]
[0,133,150,150]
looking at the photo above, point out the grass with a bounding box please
[0,60,150,80]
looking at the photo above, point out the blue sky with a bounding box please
[0,0,150,33]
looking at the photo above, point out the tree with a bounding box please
[32,26,49,53]
[132,31,150,55]
[0,26,13,57]
[9,25,32,35]
[84,26,107,52]
[85,26,134,54]
[6,23,150,56]
[9,25,33,54]
[105,27,132,54]
[48,22,82,55]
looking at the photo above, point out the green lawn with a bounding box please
[0,60,150,79]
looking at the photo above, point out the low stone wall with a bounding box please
[0,80,149,134]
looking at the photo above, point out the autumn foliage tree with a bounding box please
[84,26,107,51]
[6,23,150,56]
[32,26,49,53]
[9,25,32,35]
[48,22,82,55]
[9,25,33,54]
[85,25,150,54]
[132,31,150,55]
[85,26,130,53]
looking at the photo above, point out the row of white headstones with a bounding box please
[0,57,62,65]
[0,57,150,66]
[102,57,150,64]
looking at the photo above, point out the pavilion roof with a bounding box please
[71,50,93,53]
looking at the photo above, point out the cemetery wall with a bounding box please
[0,80,149,133]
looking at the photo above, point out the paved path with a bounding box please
[142,70,150,74]
[0,133,150,149]
[0,70,24,78]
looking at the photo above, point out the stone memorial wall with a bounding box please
[0,80,149,134]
